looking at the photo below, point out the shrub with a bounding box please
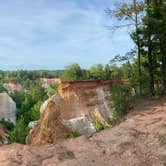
[72,130,81,137]
[159,135,166,145]
[112,82,134,124]
[49,84,59,96]
[0,119,14,131]
[64,130,81,139]
[64,133,73,139]
[8,117,30,144]
[0,84,7,93]
[94,117,109,132]
[31,100,43,121]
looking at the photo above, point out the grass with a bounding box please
[94,117,109,132]
[159,134,166,145]
[64,130,81,139]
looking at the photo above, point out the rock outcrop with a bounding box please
[27,80,116,145]
[0,93,16,124]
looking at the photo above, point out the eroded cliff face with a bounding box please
[27,80,114,145]
[0,93,16,124]
[3,80,22,94]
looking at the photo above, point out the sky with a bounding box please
[0,0,134,70]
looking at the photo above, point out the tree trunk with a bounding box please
[133,0,142,94]
[147,0,155,95]
[160,42,166,90]
[147,40,155,95]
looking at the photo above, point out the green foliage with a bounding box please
[13,82,47,125]
[107,0,166,96]
[159,135,166,145]
[61,63,112,81]
[10,90,25,108]
[89,64,106,80]
[0,70,63,83]
[7,80,47,144]
[64,130,81,139]
[62,63,83,81]
[72,130,81,137]
[31,100,43,121]
[151,93,160,100]
[0,84,7,93]
[49,84,59,96]
[105,64,111,79]
[94,117,109,132]
[8,117,29,144]
[112,83,134,124]
[0,119,14,131]
[64,133,73,139]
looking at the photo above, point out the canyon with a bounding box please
[0,79,165,166]
[27,80,118,145]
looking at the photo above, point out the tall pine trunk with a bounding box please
[133,0,142,94]
[160,41,166,90]
[160,0,166,90]
[148,38,155,95]
[147,0,155,95]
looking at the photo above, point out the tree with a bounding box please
[8,117,29,144]
[106,0,144,93]
[48,84,59,97]
[110,50,136,79]
[62,63,83,81]
[31,101,43,121]
[138,0,166,95]
[149,0,166,90]
[0,119,14,131]
[15,81,47,124]
[0,84,7,93]
[10,90,25,108]
[105,64,111,79]
[89,64,106,80]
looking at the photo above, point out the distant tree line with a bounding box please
[61,63,129,81]
[0,70,63,83]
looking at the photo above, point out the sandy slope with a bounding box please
[0,97,166,166]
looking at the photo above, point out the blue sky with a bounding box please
[0,0,134,70]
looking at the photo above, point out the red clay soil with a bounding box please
[60,79,129,90]
[0,97,166,166]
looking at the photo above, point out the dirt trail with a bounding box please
[0,97,166,166]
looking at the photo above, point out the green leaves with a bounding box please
[7,81,48,144]
[89,64,106,80]
[31,101,43,121]
[61,63,111,81]
[94,117,109,132]
[112,83,134,123]
[62,63,83,81]
[0,119,14,132]
[8,117,30,144]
